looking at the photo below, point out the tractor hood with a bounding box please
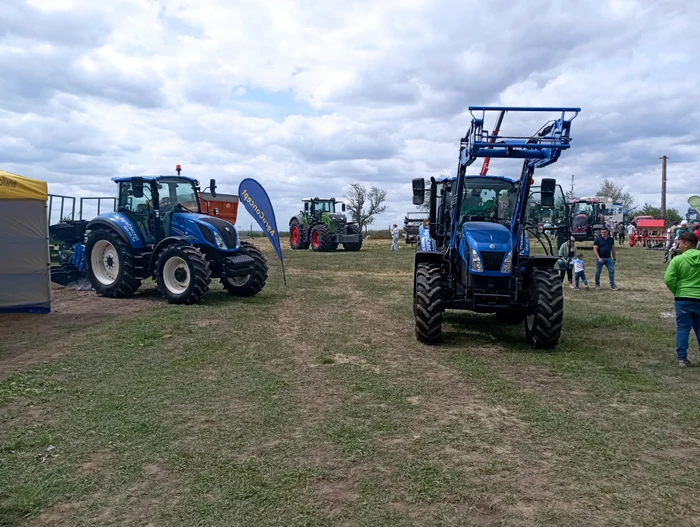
[170,212,239,250]
[462,222,511,245]
[329,213,347,223]
[460,222,514,276]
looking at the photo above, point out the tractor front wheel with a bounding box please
[85,227,141,298]
[414,262,443,343]
[310,224,334,252]
[343,225,363,251]
[156,244,211,305]
[221,241,268,297]
[290,220,309,250]
[524,268,563,349]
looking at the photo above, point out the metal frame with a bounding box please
[48,194,76,223]
[79,197,116,219]
[48,195,116,223]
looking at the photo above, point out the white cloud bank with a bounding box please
[1,0,698,228]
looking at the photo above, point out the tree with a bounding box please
[636,203,682,226]
[346,184,388,232]
[596,179,635,211]
[564,189,577,202]
[667,208,682,226]
[638,203,661,218]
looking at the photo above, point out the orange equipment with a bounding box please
[198,191,239,224]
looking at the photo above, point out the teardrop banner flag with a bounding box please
[238,178,286,285]
[688,195,700,214]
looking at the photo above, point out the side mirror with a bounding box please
[412,178,425,205]
[342,203,346,212]
[304,202,309,211]
[132,177,144,199]
[210,179,217,198]
[540,178,556,207]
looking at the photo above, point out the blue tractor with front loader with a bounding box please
[411,106,579,348]
[51,170,268,304]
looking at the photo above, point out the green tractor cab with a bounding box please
[289,198,362,252]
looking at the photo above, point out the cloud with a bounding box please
[0,0,698,230]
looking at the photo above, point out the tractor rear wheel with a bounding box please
[524,268,564,349]
[310,224,334,252]
[85,227,141,298]
[414,262,443,343]
[156,244,211,305]
[221,241,268,296]
[289,220,309,250]
[343,225,363,251]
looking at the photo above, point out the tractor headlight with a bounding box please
[501,250,513,274]
[471,249,483,273]
[213,231,227,249]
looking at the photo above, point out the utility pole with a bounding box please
[660,156,667,220]
[570,174,574,193]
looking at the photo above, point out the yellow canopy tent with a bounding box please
[0,170,51,313]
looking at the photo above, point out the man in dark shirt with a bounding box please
[593,227,618,290]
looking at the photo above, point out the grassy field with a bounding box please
[2,239,700,526]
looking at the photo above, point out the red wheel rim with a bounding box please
[312,231,320,247]
[291,226,299,244]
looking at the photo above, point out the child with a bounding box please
[571,252,589,289]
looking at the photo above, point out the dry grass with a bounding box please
[2,238,700,526]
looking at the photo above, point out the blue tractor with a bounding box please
[55,171,268,304]
[411,106,579,348]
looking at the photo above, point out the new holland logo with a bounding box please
[489,244,496,249]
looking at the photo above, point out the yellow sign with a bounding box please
[0,170,48,201]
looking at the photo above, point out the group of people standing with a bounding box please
[557,227,618,290]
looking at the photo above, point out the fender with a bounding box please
[522,255,558,271]
[87,214,144,249]
[149,236,196,272]
[289,214,306,226]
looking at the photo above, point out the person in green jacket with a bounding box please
[664,232,700,367]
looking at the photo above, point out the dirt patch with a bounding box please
[316,477,359,513]
[0,284,164,380]
[79,451,111,474]
[28,502,82,526]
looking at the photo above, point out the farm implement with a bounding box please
[289,198,362,252]
[49,170,268,304]
[412,106,579,348]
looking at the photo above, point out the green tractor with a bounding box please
[289,198,362,252]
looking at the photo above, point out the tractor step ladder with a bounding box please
[460,106,580,170]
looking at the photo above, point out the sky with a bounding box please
[1,0,699,230]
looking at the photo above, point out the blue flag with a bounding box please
[237,178,286,284]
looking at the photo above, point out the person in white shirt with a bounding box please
[570,252,589,289]
[391,224,399,251]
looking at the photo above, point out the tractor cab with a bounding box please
[114,175,223,247]
[569,197,608,241]
[303,198,346,220]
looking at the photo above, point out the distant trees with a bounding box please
[596,179,635,212]
[346,184,388,231]
[637,203,682,226]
